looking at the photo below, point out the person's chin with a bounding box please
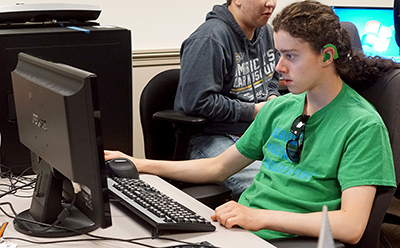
[287,85,304,95]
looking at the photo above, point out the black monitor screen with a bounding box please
[333,6,400,62]
[11,53,111,237]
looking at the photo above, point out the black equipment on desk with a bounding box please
[0,3,101,24]
[11,53,111,237]
[0,19,132,175]
[108,176,216,236]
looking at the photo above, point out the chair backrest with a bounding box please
[359,69,400,176]
[341,21,363,53]
[347,69,400,248]
[139,69,180,160]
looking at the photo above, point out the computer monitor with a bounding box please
[11,53,111,237]
[332,6,400,62]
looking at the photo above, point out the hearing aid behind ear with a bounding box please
[322,44,338,62]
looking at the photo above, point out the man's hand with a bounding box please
[254,95,278,119]
[254,102,266,119]
[211,201,267,231]
[104,150,133,162]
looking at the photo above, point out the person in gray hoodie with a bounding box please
[174,0,280,199]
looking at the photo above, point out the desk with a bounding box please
[0,174,276,248]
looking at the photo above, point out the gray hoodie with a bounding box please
[174,4,280,135]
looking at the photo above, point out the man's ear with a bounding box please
[231,0,242,7]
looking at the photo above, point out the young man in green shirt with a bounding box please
[105,0,397,244]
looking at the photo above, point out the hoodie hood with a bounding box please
[206,4,266,46]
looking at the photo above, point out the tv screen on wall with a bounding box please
[333,6,400,62]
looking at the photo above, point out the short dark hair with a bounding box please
[227,0,232,5]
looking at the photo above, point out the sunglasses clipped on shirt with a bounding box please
[286,114,310,163]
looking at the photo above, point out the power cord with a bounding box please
[40,193,77,232]
[0,192,217,247]
[3,236,218,247]
[0,170,218,247]
[0,179,35,199]
[0,164,35,199]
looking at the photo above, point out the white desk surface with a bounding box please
[0,174,276,248]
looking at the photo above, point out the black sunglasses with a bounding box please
[286,114,310,163]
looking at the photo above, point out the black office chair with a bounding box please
[359,69,400,248]
[139,69,231,209]
[341,21,363,53]
[378,2,400,247]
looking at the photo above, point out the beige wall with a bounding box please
[132,50,180,158]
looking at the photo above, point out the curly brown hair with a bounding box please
[272,0,400,91]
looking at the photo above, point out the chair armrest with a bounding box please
[181,184,232,209]
[269,237,345,248]
[153,110,208,125]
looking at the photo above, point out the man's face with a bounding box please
[273,30,325,95]
[237,0,277,28]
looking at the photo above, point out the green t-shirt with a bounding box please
[236,83,396,240]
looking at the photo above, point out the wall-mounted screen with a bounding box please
[333,6,400,62]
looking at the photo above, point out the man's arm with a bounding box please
[211,185,376,245]
[105,145,254,185]
[253,95,277,119]
[178,37,255,123]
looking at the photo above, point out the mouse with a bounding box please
[105,158,139,179]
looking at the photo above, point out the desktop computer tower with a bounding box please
[0,24,133,174]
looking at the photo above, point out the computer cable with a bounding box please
[0,201,217,248]
[0,164,35,198]
[40,193,77,232]
[0,179,218,248]
[0,180,35,199]
[154,238,217,248]
[0,164,11,179]
[0,163,33,179]
[2,235,218,248]
[0,201,218,247]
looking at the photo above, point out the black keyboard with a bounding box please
[107,177,216,235]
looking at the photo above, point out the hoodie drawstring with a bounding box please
[244,40,260,104]
[260,37,268,97]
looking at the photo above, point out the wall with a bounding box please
[1,0,393,50]
[132,50,180,158]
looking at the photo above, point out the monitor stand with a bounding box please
[14,205,97,237]
[13,156,98,237]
